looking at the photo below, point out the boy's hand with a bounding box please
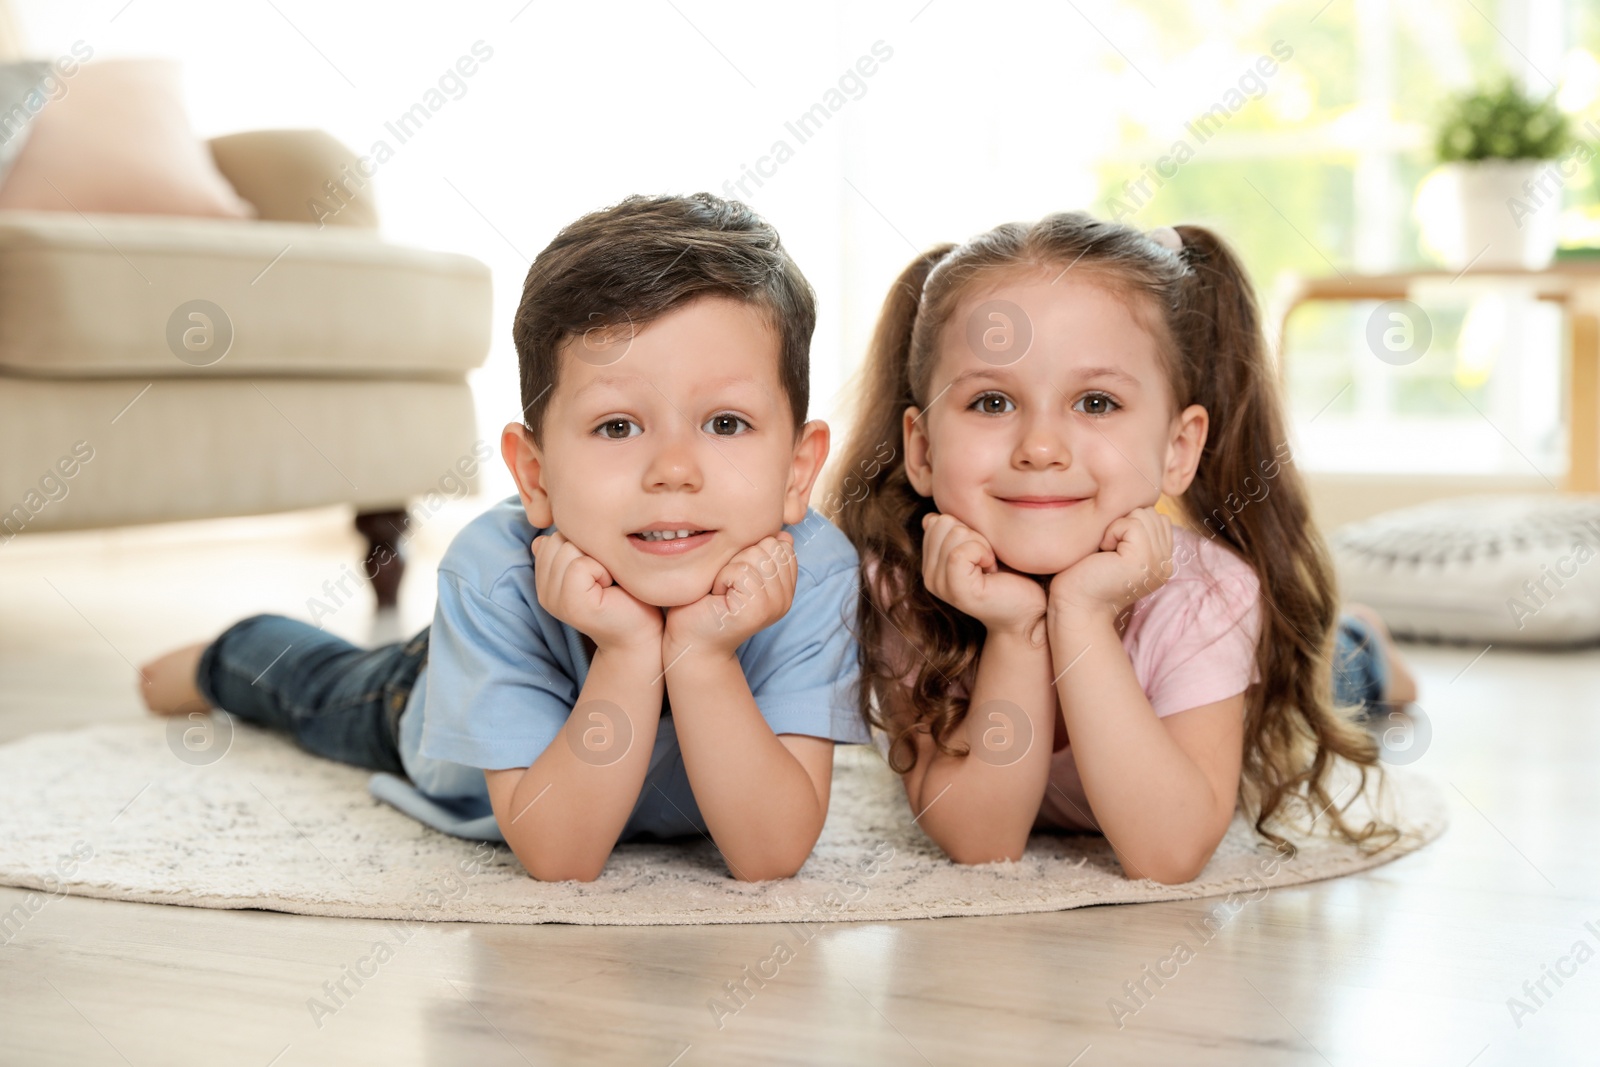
[663,532,797,664]
[532,531,663,660]
[920,512,1045,639]
[1047,506,1174,630]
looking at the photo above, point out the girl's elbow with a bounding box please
[942,834,1026,866]
[1127,844,1215,885]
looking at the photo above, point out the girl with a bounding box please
[827,213,1408,884]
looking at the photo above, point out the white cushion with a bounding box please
[0,210,490,378]
[1330,494,1600,646]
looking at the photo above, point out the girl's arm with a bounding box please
[1046,507,1244,883]
[894,626,1058,864]
[1048,615,1244,884]
[898,513,1058,863]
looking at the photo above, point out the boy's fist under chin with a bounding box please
[1048,505,1175,626]
[663,532,798,663]
[531,531,663,659]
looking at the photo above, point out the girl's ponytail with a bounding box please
[827,243,982,773]
[1170,225,1394,853]
[823,242,953,527]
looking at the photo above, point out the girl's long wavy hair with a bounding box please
[825,212,1397,852]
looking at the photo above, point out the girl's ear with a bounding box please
[782,419,831,525]
[902,405,934,497]
[501,422,554,527]
[1161,403,1209,498]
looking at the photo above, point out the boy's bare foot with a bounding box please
[1346,603,1418,706]
[137,642,211,716]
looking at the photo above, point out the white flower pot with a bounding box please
[1434,160,1561,271]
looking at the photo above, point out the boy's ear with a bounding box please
[1160,403,1209,498]
[902,405,933,497]
[782,419,831,526]
[501,422,554,528]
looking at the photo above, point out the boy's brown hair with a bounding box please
[512,193,816,444]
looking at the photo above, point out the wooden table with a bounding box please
[1275,265,1600,493]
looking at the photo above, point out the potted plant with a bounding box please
[1427,76,1573,270]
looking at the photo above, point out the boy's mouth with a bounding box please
[629,523,715,555]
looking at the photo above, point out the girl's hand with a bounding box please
[663,532,797,664]
[920,512,1046,639]
[1048,506,1174,630]
[532,531,663,660]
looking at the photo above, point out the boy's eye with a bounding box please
[596,418,641,440]
[1074,392,1120,417]
[969,392,1015,415]
[703,413,751,436]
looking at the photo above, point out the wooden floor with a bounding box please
[2,502,1597,1066]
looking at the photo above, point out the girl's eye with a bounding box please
[703,413,751,436]
[970,392,1015,415]
[1074,392,1120,417]
[596,418,641,440]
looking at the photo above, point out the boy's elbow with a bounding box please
[524,857,606,883]
[507,838,609,883]
[730,848,811,882]
[731,861,801,883]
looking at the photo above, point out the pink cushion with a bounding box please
[0,59,254,219]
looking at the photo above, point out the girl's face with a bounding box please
[903,268,1208,577]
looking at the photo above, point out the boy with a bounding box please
[139,193,869,882]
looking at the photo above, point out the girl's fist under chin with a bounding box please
[1047,506,1175,626]
[920,511,1046,638]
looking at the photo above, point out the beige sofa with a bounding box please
[0,127,493,606]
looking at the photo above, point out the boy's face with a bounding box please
[505,295,828,608]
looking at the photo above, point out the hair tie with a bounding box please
[1146,226,1183,252]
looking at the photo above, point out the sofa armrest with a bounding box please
[207,129,379,229]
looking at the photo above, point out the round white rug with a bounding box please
[0,721,1447,926]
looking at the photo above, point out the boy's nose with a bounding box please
[643,430,704,491]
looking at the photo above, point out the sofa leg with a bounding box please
[354,508,410,610]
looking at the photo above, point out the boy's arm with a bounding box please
[661,531,843,881]
[666,653,832,881]
[481,529,669,883]
[484,643,664,882]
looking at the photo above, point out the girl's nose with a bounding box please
[1015,419,1070,469]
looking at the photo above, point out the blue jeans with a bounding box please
[194,613,429,777]
[1332,612,1389,717]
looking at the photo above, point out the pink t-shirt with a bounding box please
[866,524,1262,831]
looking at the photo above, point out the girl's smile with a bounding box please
[902,268,1202,577]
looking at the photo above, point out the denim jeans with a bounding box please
[1332,612,1389,717]
[194,613,429,777]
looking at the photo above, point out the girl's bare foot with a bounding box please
[1346,604,1418,706]
[137,642,211,716]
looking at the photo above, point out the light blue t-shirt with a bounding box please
[366,494,870,842]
